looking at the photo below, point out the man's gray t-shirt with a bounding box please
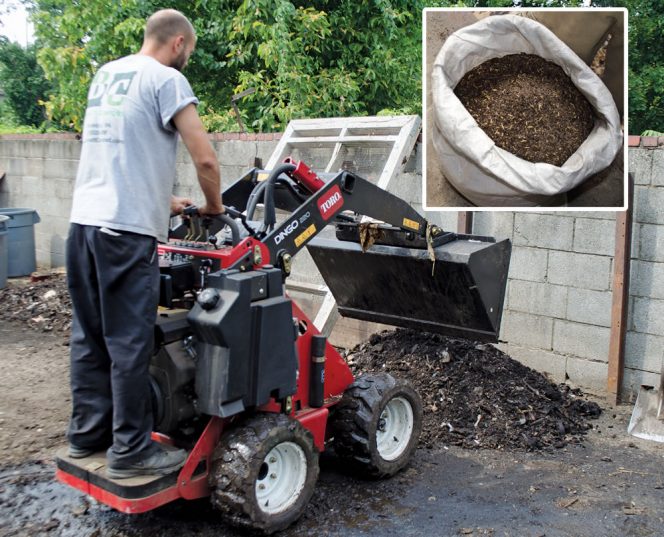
[70,54,198,242]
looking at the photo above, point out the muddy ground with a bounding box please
[1,312,664,535]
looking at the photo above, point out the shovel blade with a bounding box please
[628,386,664,443]
[307,234,511,342]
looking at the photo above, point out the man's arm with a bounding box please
[172,104,223,215]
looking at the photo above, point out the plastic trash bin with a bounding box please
[0,208,41,277]
[0,215,8,288]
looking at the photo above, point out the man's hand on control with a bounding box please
[171,195,194,215]
[198,203,225,216]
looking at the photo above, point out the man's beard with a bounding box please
[170,48,188,71]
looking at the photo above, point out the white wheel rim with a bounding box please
[376,396,414,461]
[255,441,307,515]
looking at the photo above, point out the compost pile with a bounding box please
[347,329,601,451]
[0,273,72,334]
[454,53,594,167]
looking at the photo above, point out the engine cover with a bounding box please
[150,310,197,435]
[188,267,298,418]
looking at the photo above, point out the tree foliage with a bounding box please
[0,37,51,127]
[624,1,664,133]
[25,0,661,133]
[29,0,422,132]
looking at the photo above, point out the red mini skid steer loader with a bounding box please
[56,158,511,533]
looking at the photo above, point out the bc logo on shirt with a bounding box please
[88,70,137,108]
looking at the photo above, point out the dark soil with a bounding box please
[347,329,601,452]
[454,53,594,166]
[1,275,601,455]
[0,272,71,336]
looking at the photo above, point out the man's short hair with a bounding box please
[144,9,195,45]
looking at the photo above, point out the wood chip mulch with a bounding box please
[347,329,601,452]
[454,53,594,167]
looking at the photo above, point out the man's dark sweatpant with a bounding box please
[66,223,160,464]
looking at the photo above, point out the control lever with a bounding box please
[199,258,213,288]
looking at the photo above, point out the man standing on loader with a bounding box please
[65,9,222,478]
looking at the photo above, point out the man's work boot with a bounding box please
[68,445,96,458]
[106,447,187,479]
[69,443,110,458]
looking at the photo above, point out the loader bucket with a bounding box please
[307,230,511,342]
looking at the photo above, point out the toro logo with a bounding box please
[317,185,344,221]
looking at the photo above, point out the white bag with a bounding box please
[431,14,622,207]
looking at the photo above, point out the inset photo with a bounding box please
[423,8,627,209]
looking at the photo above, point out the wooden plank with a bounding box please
[283,115,417,130]
[457,211,473,234]
[325,127,348,173]
[265,115,422,337]
[313,291,340,337]
[285,281,328,295]
[265,121,296,170]
[376,116,420,190]
[287,136,397,145]
[607,173,634,404]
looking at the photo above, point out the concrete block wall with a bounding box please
[0,134,280,268]
[476,211,617,393]
[2,133,664,400]
[623,137,664,397]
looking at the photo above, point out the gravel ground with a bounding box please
[1,277,663,536]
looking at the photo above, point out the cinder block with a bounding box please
[565,356,608,393]
[17,140,45,159]
[634,185,664,224]
[566,288,612,327]
[631,223,640,260]
[500,310,553,349]
[547,251,611,290]
[53,178,75,200]
[513,213,573,250]
[422,210,458,231]
[473,212,514,241]
[632,297,664,336]
[508,280,567,318]
[330,317,393,349]
[49,250,66,269]
[216,140,259,167]
[495,343,566,383]
[44,140,81,160]
[629,148,652,185]
[0,141,14,158]
[43,159,79,180]
[621,368,661,402]
[175,162,196,185]
[508,246,547,282]
[291,249,324,286]
[572,217,615,256]
[222,166,250,187]
[20,175,43,196]
[389,172,421,205]
[651,150,664,186]
[402,143,422,173]
[255,140,280,161]
[568,211,616,220]
[639,224,664,262]
[625,331,664,372]
[553,320,610,361]
[630,260,664,299]
[6,157,27,176]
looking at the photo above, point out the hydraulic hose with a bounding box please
[263,163,296,230]
[245,180,267,221]
[215,213,241,246]
[275,177,307,203]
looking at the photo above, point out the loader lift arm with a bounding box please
[243,159,441,274]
